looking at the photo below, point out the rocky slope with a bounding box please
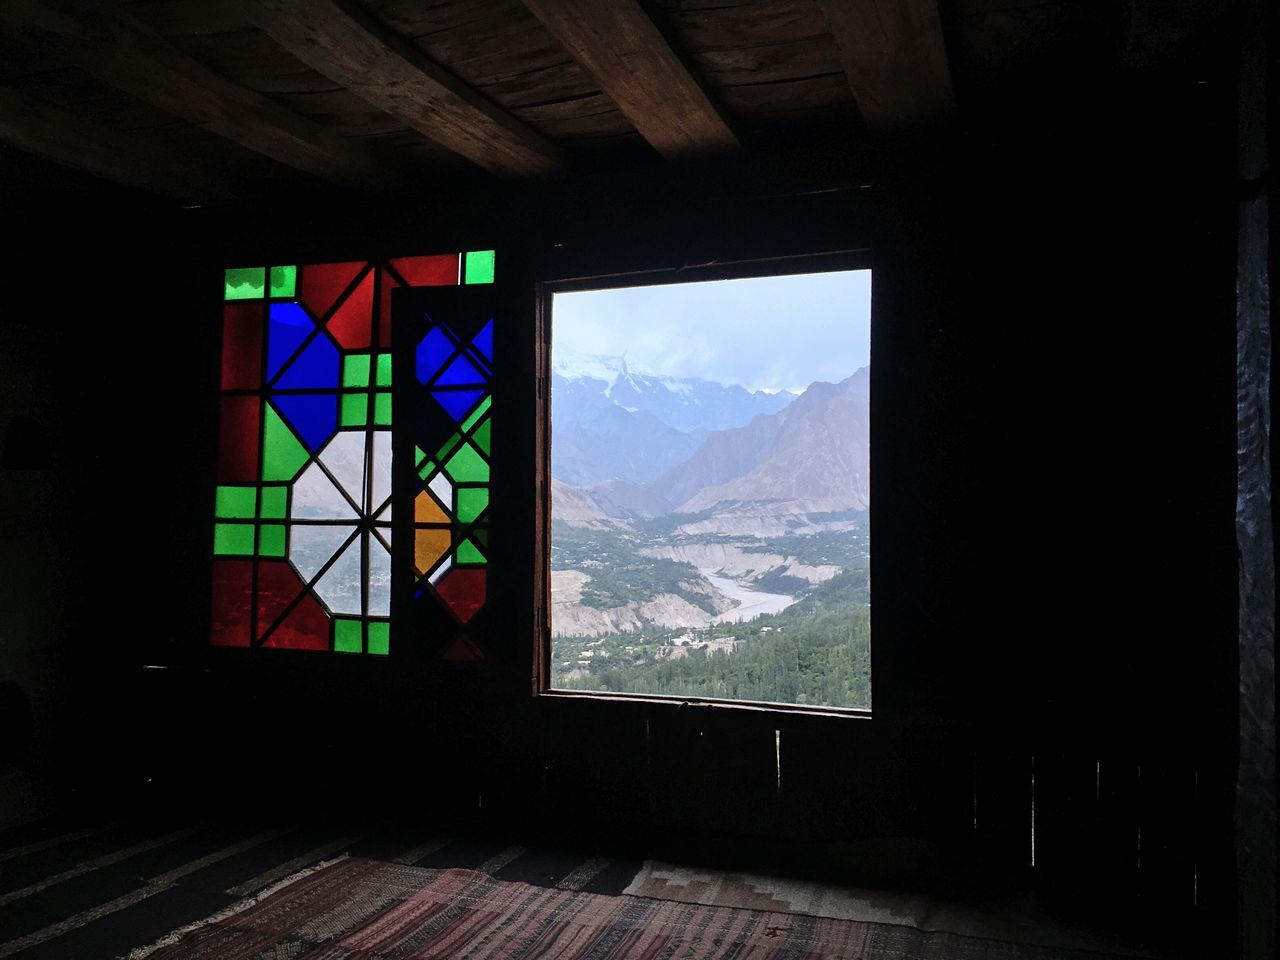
[671,368,869,513]
[551,569,736,637]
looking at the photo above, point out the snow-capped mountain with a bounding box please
[551,352,794,486]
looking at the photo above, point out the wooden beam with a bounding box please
[817,0,955,133]
[1234,0,1275,953]
[0,0,398,190]
[0,84,230,201]
[519,0,738,160]
[245,0,564,179]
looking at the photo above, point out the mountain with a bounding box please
[551,478,622,529]
[584,479,673,519]
[553,404,704,486]
[551,352,793,486]
[662,367,869,514]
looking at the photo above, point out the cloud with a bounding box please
[552,269,871,392]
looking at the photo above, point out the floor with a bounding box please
[0,798,1180,960]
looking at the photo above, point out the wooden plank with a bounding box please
[1033,751,1101,898]
[246,0,564,178]
[0,84,229,200]
[817,0,955,132]
[1234,0,1274,954]
[1137,759,1197,915]
[0,0,397,190]
[519,0,739,159]
[974,748,1032,873]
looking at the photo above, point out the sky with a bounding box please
[551,269,871,394]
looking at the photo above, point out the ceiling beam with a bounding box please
[817,0,955,133]
[0,84,230,201]
[0,0,399,190]
[519,0,739,160]
[245,0,564,179]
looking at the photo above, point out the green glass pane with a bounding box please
[258,524,286,557]
[460,395,492,434]
[474,527,488,548]
[374,392,392,426]
[473,418,491,456]
[225,266,265,300]
[418,461,434,480]
[375,353,392,387]
[334,618,362,654]
[259,486,288,519]
[457,538,486,565]
[215,486,256,519]
[457,487,489,523]
[262,406,310,481]
[343,354,371,387]
[414,445,428,467]
[464,250,495,285]
[435,432,462,463]
[367,621,389,656]
[213,522,254,555]
[340,393,368,426]
[269,265,297,298]
[445,442,488,483]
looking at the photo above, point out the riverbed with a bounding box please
[701,569,797,624]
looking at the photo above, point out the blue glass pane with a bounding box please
[267,303,314,381]
[415,327,454,384]
[473,319,494,366]
[436,353,484,387]
[433,388,484,423]
[276,330,339,390]
[274,394,338,452]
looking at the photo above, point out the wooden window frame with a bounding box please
[532,248,874,719]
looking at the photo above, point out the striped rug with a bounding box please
[136,856,1134,960]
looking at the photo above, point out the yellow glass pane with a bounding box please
[415,491,449,524]
[414,528,451,577]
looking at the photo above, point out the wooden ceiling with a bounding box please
[0,0,1230,204]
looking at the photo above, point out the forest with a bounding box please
[555,569,871,710]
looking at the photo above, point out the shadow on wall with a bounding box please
[0,321,73,826]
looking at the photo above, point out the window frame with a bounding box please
[533,248,874,718]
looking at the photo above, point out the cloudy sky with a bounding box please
[551,269,871,394]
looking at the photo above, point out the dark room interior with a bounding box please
[0,1,1274,958]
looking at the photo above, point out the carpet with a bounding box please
[132,856,1139,960]
[622,861,1156,957]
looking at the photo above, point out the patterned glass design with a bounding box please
[211,252,494,656]
[410,301,493,662]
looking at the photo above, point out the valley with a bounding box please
[550,353,871,709]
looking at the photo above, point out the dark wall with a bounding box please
[0,46,1243,946]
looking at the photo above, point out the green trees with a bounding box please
[556,570,871,710]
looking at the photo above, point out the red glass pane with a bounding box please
[255,560,328,650]
[435,568,486,624]
[326,268,374,349]
[390,254,459,287]
[299,261,365,320]
[217,396,260,482]
[441,632,484,662]
[263,589,331,651]
[210,560,253,647]
[377,268,399,349]
[221,304,261,389]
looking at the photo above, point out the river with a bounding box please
[701,569,797,624]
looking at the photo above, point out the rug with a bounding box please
[133,855,1139,960]
[622,861,1156,957]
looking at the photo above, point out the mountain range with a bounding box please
[552,355,869,522]
[551,353,793,487]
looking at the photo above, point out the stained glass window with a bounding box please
[410,302,493,662]
[211,251,495,657]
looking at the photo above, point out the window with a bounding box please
[210,251,495,657]
[545,263,871,710]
